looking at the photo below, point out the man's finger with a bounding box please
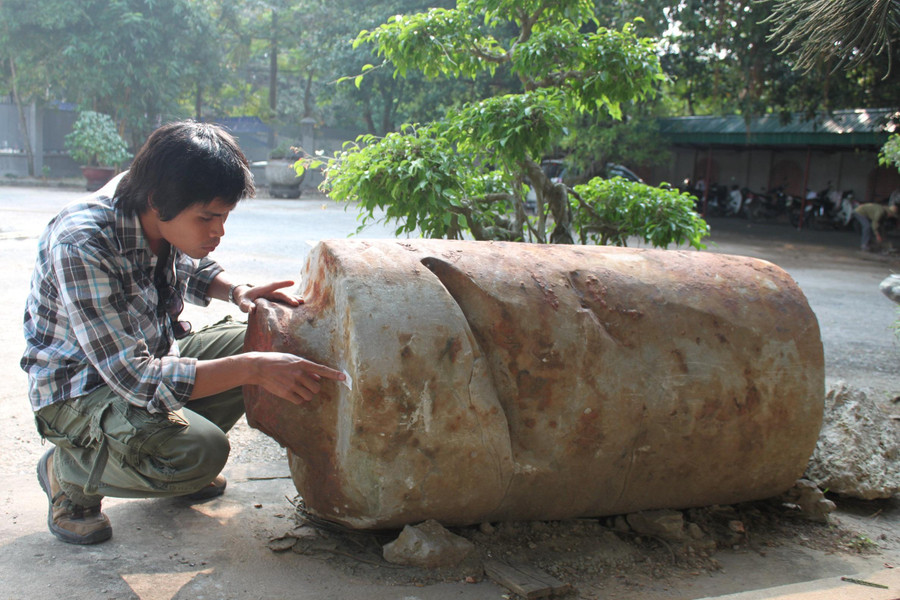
[297,374,322,396]
[303,362,346,381]
[256,280,296,295]
[270,291,301,306]
[239,298,256,313]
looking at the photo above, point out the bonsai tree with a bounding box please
[65,111,132,168]
[269,141,302,161]
[299,0,708,249]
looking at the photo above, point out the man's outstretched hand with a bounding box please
[234,280,303,313]
[247,351,345,405]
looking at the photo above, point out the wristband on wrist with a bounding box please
[228,283,253,305]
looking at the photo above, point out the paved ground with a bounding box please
[0,182,898,600]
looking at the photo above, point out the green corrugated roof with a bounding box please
[658,108,899,148]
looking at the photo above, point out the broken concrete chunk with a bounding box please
[611,516,630,533]
[781,479,836,522]
[805,383,900,500]
[687,522,706,541]
[478,522,495,535]
[626,509,686,542]
[382,519,474,568]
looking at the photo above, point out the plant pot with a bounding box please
[265,159,305,199]
[80,166,117,192]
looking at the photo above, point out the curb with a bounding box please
[1,178,84,190]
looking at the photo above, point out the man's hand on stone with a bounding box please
[247,351,345,404]
[235,280,303,313]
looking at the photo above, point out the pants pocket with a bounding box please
[37,390,191,495]
[102,401,190,469]
[35,401,94,449]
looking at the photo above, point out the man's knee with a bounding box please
[149,413,231,481]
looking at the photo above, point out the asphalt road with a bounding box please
[0,183,897,600]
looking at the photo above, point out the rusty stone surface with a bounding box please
[243,239,825,530]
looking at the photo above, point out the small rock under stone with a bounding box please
[382,519,475,568]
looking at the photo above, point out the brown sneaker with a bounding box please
[37,448,112,545]
[184,474,227,501]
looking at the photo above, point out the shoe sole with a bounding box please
[184,478,227,502]
[37,449,112,545]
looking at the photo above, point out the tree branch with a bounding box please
[765,0,899,74]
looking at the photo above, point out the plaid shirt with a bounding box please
[21,193,223,413]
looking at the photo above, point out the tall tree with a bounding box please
[291,0,466,136]
[659,1,789,117]
[225,0,306,143]
[761,0,900,114]
[660,0,900,117]
[1,0,227,144]
[765,0,900,74]
[202,1,460,143]
[0,0,86,173]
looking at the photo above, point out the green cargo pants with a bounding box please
[34,317,247,508]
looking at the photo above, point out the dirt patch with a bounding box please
[269,493,898,599]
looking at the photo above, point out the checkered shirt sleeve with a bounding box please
[22,197,223,413]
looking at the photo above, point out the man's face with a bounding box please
[158,198,233,259]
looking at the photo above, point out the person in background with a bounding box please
[21,120,344,545]
[853,201,899,252]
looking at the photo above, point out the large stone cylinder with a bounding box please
[243,239,824,530]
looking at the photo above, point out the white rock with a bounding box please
[805,383,900,499]
[879,274,900,304]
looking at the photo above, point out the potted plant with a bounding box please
[65,111,132,191]
[265,142,305,199]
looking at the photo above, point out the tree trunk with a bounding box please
[362,98,376,136]
[268,9,278,148]
[194,84,203,120]
[302,71,315,118]
[548,184,574,245]
[380,79,399,135]
[524,158,574,244]
[9,56,35,176]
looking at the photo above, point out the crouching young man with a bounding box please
[21,121,344,544]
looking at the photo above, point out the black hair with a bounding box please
[116,121,255,220]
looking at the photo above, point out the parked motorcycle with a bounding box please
[827,189,857,230]
[790,186,856,230]
[725,185,745,217]
[692,183,729,217]
[745,186,795,222]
